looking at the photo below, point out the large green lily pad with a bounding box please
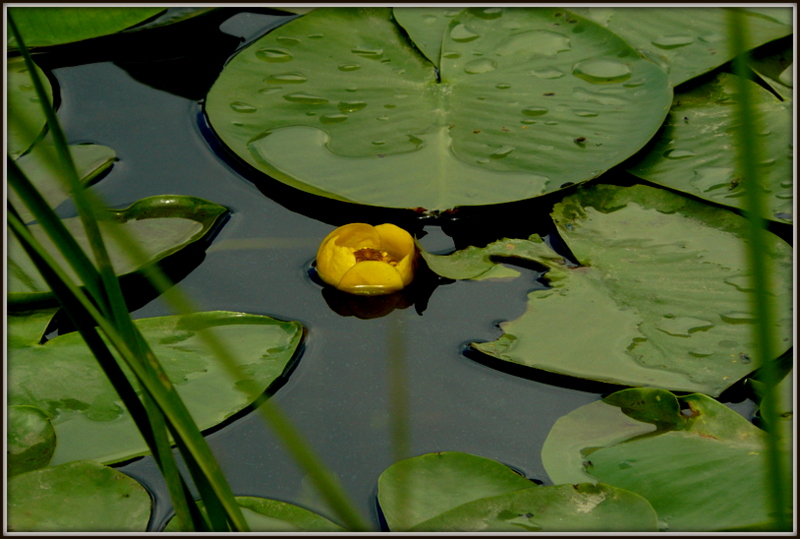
[543,389,793,531]
[206,7,672,211]
[7,56,53,159]
[424,184,793,396]
[569,7,793,86]
[377,451,658,532]
[626,73,793,223]
[7,310,303,464]
[10,139,117,224]
[7,6,165,49]
[7,460,152,531]
[164,496,345,532]
[7,405,57,477]
[7,195,227,307]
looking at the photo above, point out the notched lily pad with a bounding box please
[164,496,344,532]
[7,310,304,464]
[7,405,57,477]
[543,388,793,531]
[626,72,793,223]
[7,460,151,532]
[206,7,671,211]
[425,184,793,396]
[8,195,228,307]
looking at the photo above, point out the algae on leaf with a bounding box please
[206,7,671,211]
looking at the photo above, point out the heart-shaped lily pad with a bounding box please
[10,138,116,224]
[164,496,345,532]
[569,7,793,86]
[542,389,793,531]
[8,195,227,307]
[7,460,152,531]
[7,6,165,49]
[7,405,57,477]
[377,451,658,532]
[7,310,303,464]
[206,7,672,211]
[626,73,793,223]
[423,184,793,396]
[7,56,53,159]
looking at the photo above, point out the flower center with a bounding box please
[352,247,398,266]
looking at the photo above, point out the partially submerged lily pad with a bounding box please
[425,184,793,396]
[7,460,151,531]
[7,56,53,159]
[164,496,344,532]
[7,310,304,464]
[7,195,228,307]
[626,73,793,223]
[7,405,57,477]
[10,139,117,224]
[569,7,793,86]
[206,7,671,211]
[377,451,658,532]
[543,389,793,531]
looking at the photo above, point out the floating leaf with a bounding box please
[378,451,537,530]
[569,7,793,86]
[7,195,228,307]
[164,496,344,531]
[10,139,117,224]
[7,56,53,159]
[206,7,671,211]
[7,405,56,477]
[377,451,658,532]
[7,6,166,49]
[7,460,151,531]
[426,184,793,396]
[747,38,793,100]
[626,73,793,223]
[7,310,304,464]
[543,389,793,531]
[392,7,465,67]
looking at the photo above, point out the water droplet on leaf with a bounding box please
[652,34,694,49]
[256,48,293,62]
[464,58,497,74]
[230,101,257,113]
[451,24,480,42]
[572,58,632,84]
[320,113,348,124]
[283,93,329,105]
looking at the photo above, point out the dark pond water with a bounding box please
[33,8,775,531]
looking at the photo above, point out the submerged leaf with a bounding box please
[7,460,151,531]
[7,311,304,464]
[206,7,671,210]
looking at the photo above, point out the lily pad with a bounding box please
[392,7,464,67]
[569,7,793,86]
[206,7,672,211]
[377,451,537,530]
[748,38,793,101]
[7,405,57,477]
[7,56,53,159]
[7,6,165,49]
[7,310,304,464]
[543,389,793,531]
[10,139,117,224]
[377,451,658,532]
[426,184,793,396]
[7,195,228,307]
[164,496,344,531]
[7,460,151,531]
[626,73,793,223]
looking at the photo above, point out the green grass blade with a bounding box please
[727,8,791,531]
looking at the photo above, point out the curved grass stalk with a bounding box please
[727,8,792,531]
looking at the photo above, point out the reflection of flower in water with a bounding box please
[322,287,413,320]
[315,223,417,296]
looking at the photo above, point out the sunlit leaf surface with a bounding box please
[164,496,345,531]
[626,73,793,223]
[425,185,793,396]
[569,7,793,86]
[543,389,793,531]
[8,311,303,464]
[7,460,151,531]
[206,7,671,210]
[7,195,227,306]
[7,56,53,159]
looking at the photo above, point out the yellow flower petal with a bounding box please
[375,223,416,286]
[337,261,405,295]
[315,240,356,287]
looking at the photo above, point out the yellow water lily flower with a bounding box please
[315,223,417,295]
